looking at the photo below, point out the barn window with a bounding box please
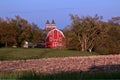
[49,37,52,42]
[60,38,62,42]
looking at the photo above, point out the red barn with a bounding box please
[45,20,65,49]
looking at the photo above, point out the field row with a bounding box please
[0,54,120,73]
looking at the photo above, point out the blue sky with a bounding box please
[0,0,120,29]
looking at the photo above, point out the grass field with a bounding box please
[0,48,97,61]
[0,48,119,79]
[0,71,120,80]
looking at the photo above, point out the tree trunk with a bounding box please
[81,34,87,52]
[5,42,8,47]
[81,42,85,52]
[84,37,87,52]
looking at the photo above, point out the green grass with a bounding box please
[0,71,120,80]
[0,48,98,61]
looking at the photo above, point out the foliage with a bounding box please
[63,14,120,54]
[65,14,103,52]
[0,18,17,47]
[0,16,43,47]
[0,15,120,54]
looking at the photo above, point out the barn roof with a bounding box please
[46,20,50,24]
[46,28,65,39]
[51,20,55,24]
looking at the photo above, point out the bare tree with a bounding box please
[70,14,102,52]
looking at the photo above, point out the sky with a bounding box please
[0,0,120,29]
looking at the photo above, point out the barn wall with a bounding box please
[45,29,65,49]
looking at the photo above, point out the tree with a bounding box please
[94,17,120,54]
[13,16,32,47]
[106,17,120,53]
[31,23,42,48]
[108,16,120,25]
[69,14,103,52]
[0,18,16,47]
[0,16,43,48]
[63,25,79,50]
